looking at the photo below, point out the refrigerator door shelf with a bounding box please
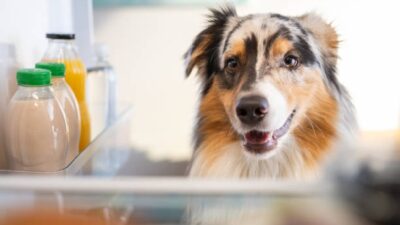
[0,102,133,175]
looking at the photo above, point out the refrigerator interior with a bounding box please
[0,0,400,224]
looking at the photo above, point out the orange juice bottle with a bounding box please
[42,33,91,152]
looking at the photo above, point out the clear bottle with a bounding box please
[0,43,18,169]
[6,69,68,172]
[42,33,91,152]
[87,43,117,135]
[35,63,80,165]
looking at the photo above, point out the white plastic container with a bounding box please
[5,69,69,172]
[36,63,81,165]
[87,43,117,132]
[0,43,18,170]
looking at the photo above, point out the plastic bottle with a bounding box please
[36,63,80,165]
[0,43,18,169]
[5,69,68,172]
[87,43,117,134]
[42,33,91,152]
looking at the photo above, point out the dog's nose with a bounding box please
[236,96,269,125]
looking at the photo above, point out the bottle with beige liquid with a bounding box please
[5,69,68,172]
[36,63,80,165]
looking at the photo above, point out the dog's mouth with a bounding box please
[241,109,296,154]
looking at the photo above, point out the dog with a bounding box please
[184,5,357,179]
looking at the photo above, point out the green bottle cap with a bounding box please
[16,69,51,86]
[35,62,65,77]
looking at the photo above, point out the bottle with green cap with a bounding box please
[36,62,80,165]
[5,68,69,172]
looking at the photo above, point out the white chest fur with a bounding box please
[189,137,313,179]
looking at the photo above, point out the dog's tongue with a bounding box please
[245,131,270,144]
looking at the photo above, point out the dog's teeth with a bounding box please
[269,132,275,140]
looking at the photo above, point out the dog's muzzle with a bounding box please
[235,95,296,154]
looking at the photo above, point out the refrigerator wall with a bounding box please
[0,0,94,67]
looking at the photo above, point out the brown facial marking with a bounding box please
[224,39,245,62]
[197,81,239,170]
[293,76,338,169]
[270,37,293,60]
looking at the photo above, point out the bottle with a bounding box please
[42,33,91,152]
[5,69,68,172]
[0,43,18,169]
[35,63,80,165]
[87,43,117,134]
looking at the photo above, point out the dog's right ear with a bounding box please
[184,6,237,79]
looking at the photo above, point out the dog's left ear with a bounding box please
[296,13,338,60]
[184,5,237,79]
[297,13,341,90]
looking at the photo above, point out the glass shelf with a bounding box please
[0,176,346,225]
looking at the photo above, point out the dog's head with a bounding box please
[185,6,340,159]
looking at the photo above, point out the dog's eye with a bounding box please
[283,55,299,69]
[226,57,239,69]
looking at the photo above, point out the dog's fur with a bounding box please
[184,6,356,179]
